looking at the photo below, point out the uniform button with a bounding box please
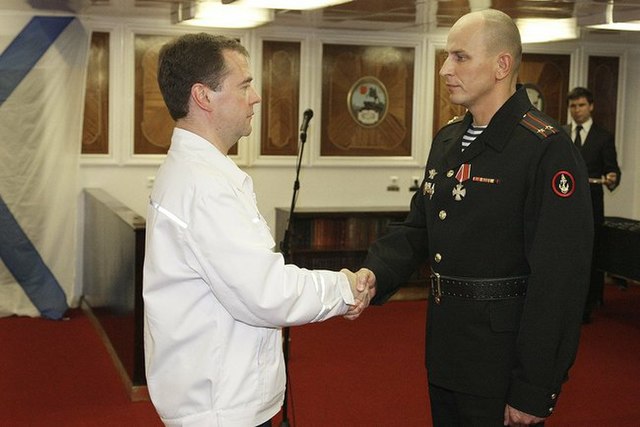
[434,253,442,263]
[551,393,557,400]
[439,210,447,220]
[446,170,455,178]
[548,407,554,413]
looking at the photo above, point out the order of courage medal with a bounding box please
[452,164,471,201]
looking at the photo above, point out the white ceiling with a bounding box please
[4,0,640,39]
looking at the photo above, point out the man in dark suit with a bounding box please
[564,86,621,324]
[349,9,593,426]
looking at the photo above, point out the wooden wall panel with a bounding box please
[82,32,109,154]
[321,44,414,157]
[519,53,570,123]
[261,41,300,156]
[588,56,619,136]
[134,35,174,155]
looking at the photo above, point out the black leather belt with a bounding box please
[430,272,528,304]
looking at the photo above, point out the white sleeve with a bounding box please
[184,179,354,328]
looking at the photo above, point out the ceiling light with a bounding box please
[577,0,640,31]
[587,21,640,31]
[171,2,274,28]
[516,18,578,43]
[228,0,352,10]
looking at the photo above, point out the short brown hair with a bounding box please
[157,33,249,120]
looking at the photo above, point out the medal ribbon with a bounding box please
[455,163,471,183]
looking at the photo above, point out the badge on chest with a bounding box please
[424,163,501,202]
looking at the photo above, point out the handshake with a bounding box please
[341,268,376,320]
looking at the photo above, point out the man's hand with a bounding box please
[341,268,376,320]
[503,404,546,426]
[604,172,618,190]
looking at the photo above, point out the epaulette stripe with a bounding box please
[520,117,539,134]
[520,111,560,139]
[527,112,559,133]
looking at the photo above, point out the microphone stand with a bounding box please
[278,125,309,427]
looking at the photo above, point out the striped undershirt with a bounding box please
[461,124,487,151]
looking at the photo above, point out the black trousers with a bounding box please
[429,383,544,427]
[256,420,272,427]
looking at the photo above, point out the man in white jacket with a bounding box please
[143,33,374,427]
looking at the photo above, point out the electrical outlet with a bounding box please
[387,176,399,192]
[409,176,421,191]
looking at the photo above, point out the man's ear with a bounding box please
[496,53,513,81]
[192,83,213,111]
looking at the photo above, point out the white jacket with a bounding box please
[143,129,354,427]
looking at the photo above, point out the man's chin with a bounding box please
[448,94,465,106]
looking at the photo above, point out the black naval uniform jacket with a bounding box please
[364,87,593,418]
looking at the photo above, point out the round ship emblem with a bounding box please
[347,76,389,128]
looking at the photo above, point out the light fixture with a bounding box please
[577,0,640,32]
[516,18,578,43]
[228,0,353,10]
[171,2,274,28]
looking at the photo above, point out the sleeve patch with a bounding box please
[551,171,576,198]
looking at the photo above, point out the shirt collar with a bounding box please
[571,117,593,134]
[169,128,249,191]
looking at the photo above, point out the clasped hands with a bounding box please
[341,268,376,320]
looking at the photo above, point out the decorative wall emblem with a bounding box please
[347,76,388,128]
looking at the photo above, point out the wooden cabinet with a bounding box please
[275,207,429,299]
[83,188,148,400]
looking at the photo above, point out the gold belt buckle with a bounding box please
[431,272,441,304]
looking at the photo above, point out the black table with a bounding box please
[597,216,640,282]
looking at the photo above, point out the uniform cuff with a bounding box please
[507,377,560,418]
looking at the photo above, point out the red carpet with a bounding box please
[0,309,161,426]
[1,282,638,426]
[277,282,640,426]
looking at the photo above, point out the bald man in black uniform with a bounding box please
[352,9,593,426]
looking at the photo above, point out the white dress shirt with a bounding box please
[143,128,354,427]
[571,117,593,145]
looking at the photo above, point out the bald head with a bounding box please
[453,9,522,75]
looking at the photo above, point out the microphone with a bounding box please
[299,109,314,134]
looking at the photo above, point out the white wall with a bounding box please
[606,49,640,219]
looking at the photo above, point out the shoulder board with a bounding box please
[519,110,560,140]
[446,115,464,125]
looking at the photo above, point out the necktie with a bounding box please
[574,124,583,148]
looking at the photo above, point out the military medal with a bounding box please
[452,163,471,201]
[428,169,437,179]
[452,184,466,201]
[423,182,435,199]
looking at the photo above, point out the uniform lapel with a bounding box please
[443,113,472,171]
